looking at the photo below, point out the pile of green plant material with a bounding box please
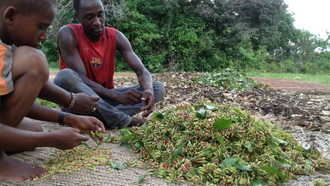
[120,101,328,185]
[41,132,121,180]
[191,68,262,91]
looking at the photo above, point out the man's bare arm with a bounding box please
[116,31,155,116]
[57,26,119,101]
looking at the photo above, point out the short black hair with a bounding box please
[0,0,56,15]
[73,0,102,13]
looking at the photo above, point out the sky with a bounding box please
[285,0,330,38]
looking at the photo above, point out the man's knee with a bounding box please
[53,69,79,86]
[153,81,165,102]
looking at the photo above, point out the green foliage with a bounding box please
[192,68,261,92]
[51,0,330,74]
[40,40,58,63]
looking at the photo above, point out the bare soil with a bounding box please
[50,71,330,93]
[252,77,330,93]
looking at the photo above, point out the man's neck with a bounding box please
[84,31,101,42]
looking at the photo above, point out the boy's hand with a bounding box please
[52,127,89,150]
[64,114,105,141]
[70,93,99,114]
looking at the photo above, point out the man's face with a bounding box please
[76,0,105,41]
[9,5,56,48]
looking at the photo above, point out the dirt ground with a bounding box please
[50,71,330,93]
[252,77,330,93]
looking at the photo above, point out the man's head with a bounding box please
[73,0,105,41]
[0,0,56,47]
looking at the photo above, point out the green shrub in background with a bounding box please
[41,40,58,64]
[47,0,330,74]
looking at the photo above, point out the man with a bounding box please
[0,0,105,181]
[54,0,165,129]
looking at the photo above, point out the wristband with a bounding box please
[58,111,65,125]
[64,93,76,110]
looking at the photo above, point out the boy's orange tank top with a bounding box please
[59,24,117,89]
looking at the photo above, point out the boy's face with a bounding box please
[9,4,56,47]
[75,0,105,41]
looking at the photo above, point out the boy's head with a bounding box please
[73,0,105,41]
[0,0,57,47]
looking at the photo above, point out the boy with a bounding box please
[0,0,105,181]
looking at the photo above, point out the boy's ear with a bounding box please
[3,6,17,25]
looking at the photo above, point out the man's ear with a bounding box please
[3,6,17,25]
[74,12,79,21]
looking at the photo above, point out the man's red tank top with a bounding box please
[59,24,117,89]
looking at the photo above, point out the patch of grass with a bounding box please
[48,62,59,72]
[247,72,330,85]
[35,98,60,110]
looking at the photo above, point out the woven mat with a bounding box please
[2,120,324,186]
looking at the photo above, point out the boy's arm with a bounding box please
[0,123,88,150]
[38,80,99,115]
[26,103,105,138]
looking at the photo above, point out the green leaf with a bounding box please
[244,142,253,152]
[138,140,144,147]
[121,133,135,141]
[196,109,206,119]
[135,143,143,150]
[200,150,211,157]
[174,145,183,156]
[133,174,148,184]
[305,160,313,166]
[261,166,288,180]
[146,128,152,134]
[110,161,123,170]
[154,113,164,119]
[251,179,261,185]
[119,141,130,147]
[233,108,243,115]
[234,163,252,171]
[120,128,131,136]
[220,158,239,168]
[80,142,92,149]
[267,140,279,148]
[216,134,225,146]
[273,137,288,146]
[204,103,216,110]
[183,130,194,135]
[213,118,232,129]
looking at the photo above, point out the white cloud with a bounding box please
[285,0,330,38]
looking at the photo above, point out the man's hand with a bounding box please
[64,114,105,141]
[51,127,89,150]
[70,93,99,114]
[141,90,155,118]
[115,89,143,105]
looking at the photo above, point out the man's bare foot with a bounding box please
[0,151,46,181]
[128,117,146,127]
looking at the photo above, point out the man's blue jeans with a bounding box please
[53,69,165,129]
